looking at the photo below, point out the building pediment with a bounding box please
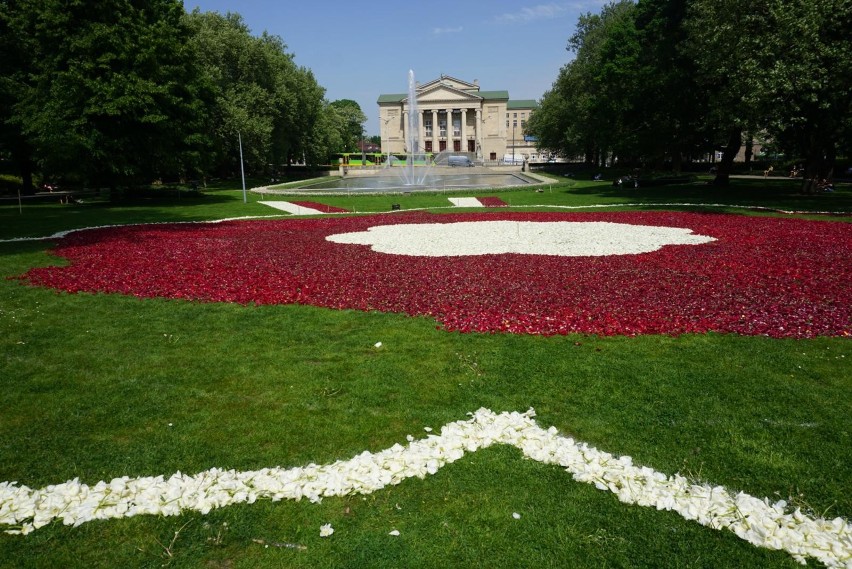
[413,84,481,105]
[417,75,479,93]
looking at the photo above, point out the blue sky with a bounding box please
[183,1,604,136]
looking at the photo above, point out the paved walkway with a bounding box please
[258,201,326,215]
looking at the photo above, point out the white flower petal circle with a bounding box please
[326,221,715,257]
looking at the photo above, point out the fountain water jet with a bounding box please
[402,69,430,186]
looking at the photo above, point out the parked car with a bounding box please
[448,155,474,167]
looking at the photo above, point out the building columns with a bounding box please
[432,109,439,151]
[402,110,409,152]
[418,110,425,153]
[475,109,482,159]
[460,109,467,152]
[446,107,454,151]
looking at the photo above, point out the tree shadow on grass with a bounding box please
[566,178,852,213]
[0,190,270,241]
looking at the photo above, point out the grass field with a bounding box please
[0,176,850,568]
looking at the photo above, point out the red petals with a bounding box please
[289,201,349,213]
[20,212,852,338]
[478,197,508,207]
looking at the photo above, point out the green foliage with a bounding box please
[4,0,208,187]
[0,3,332,187]
[183,10,328,174]
[529,1,638,165]
[328,99,367,153]
[530,0,851,184]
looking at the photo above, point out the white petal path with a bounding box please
[1,409,849,568]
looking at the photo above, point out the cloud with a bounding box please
[432,26,463,35]
[494,2,605,23]
[495,3,570,23]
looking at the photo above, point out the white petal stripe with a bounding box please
[0,409,849,568]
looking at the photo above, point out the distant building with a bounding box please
[377,75,539,163]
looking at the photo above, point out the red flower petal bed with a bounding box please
[478,197,508,207]
[20,212,852,338]
[289,201,349,213]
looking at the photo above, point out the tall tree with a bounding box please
[6,0,208,189]
[185,11,280,175]
[528,1,638,166]
[631,0,711,170]
[685,0,852,188]
[328,99,367,153]
[184,10,328,173]
[0,0,37,192]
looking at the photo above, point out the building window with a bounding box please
[453,116,461,137]
[513,113,517,118]
[425,119,432,137]
[506,120,509,128]
[439,119,447,137]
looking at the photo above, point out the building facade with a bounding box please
[377,75,538,163]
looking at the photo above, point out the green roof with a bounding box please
[377,93,406,103]
[377,90,513,104]
[477,90,509,100]
[508,99,539,109]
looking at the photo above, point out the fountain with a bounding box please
[279,70,537,193]
[402,69,427,186]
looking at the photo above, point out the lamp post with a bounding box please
[238,131,246,204]
[512,122,516,164]
[381,117,391,165]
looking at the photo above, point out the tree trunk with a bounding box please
[800,133,832,194]
[672,150,683,173]
[12,137,35,195]
[712,128,742,186]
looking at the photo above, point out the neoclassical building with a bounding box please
[377,75,538,162]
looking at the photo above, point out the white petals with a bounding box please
[327,221,715,257]
[1,409,849,569]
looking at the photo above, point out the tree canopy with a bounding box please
[328,99,367,153]
[0,1,353,192]
[527,0,852,187]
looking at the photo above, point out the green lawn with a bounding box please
[0,178,849,568]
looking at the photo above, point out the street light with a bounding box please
[512,122,516,164]
[381,117,392,165]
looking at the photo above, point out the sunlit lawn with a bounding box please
[0,178,849,568]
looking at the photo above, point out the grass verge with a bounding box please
[0,178,849,568]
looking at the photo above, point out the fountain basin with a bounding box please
[292,168,538,193]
